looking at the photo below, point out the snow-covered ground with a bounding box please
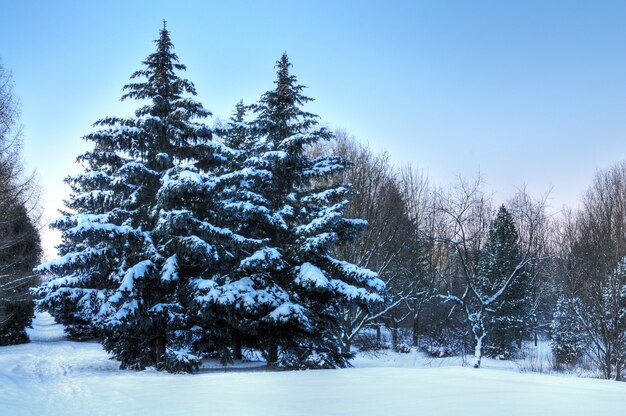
[1,314,625,416]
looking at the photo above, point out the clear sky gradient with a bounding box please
[1,1,626,257]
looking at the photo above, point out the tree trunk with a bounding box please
[233,334,243,360]
[603,348,612,380]
[472,320,486,368]
[267,343,278,366]
[412,317,420,347]
[341,334,351,354]
[148,322,167,369]
[392,324,398,349]
[376,324,381,345]
[473,335,483,368]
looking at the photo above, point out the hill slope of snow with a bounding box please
[1,314,625,416]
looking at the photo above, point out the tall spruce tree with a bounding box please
[35,23,222,371]
[477,205,531,357]
[239,54,386,368]
[155,99,266,364]
[190,100,271,361]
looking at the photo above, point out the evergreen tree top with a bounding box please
[220,100,250,151]
[121,22,203,115]
[272,52,313,109]
[477,204,524,295]
[489,205,519,247]
[234,99,246,122]
[80,23,214,170]
[253,53,322,148]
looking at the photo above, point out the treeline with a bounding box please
[327,131,626,380]
[551,164,626,380]
[316,134,552,366]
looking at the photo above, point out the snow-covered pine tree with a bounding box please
[184,100,274,361]
[477,205,531,358]
[154,99,267,365]
[551,296,587,366]
[242,54,386,368]
[35,23,219,372]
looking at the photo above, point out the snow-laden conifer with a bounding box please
[477,205,531,358]
[154,100,263,363]
[35,23,220,371]
[240,54,386,368]
[551,296,587,366]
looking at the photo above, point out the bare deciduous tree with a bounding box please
[398,165,439,347]
[436,176,543,367]
[556,163,626,380]
[311,131,423,352]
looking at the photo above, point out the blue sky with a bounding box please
[2,1,626,256]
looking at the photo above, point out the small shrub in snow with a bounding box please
[354,331,389,352]
[275,345,353,370]
[419,337,455,358]
[360,340,389,352]
[515,343,556,374]
[395,342,411,354]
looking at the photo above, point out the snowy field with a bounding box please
[1,314,625,416]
